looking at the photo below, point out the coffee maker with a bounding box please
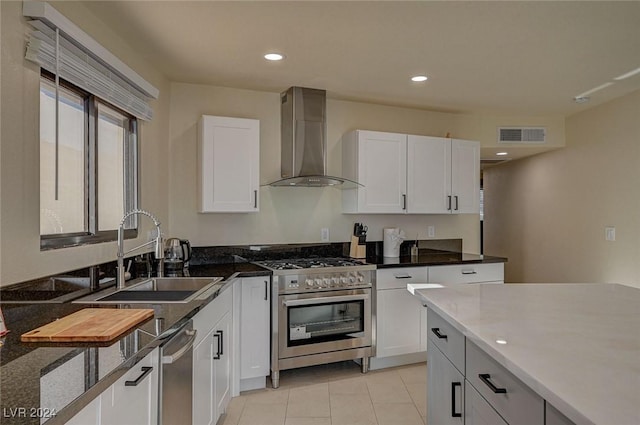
[164,238,192,277]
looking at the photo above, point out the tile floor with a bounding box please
[222,361,427,425]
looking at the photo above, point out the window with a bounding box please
[39,72,139,250]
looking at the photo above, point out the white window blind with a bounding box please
[23,4,157,121]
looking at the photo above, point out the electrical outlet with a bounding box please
[427,226,436,238]
[321,228,330,242]
[605,226,616,241]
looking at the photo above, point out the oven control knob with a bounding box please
[349,274,356,284]
[331,277,340,286]
[314,278,323,287]
[356,273,365,283]
[340,276,349,285]
[323,278,331,287]
[305,279,314,287]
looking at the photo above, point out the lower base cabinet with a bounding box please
[465,381,507,425]
[193,288,232,425]
[427,341,464,425]
[100,348,159,425]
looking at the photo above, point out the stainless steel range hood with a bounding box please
[268,87,361,188]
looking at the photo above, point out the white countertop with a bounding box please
[411,283,640,425]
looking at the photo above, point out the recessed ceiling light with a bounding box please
[264,53,284,61]
[496,152,508,156]
[411,75,428,82]
[496,339,507,345]
[573,96,590,104]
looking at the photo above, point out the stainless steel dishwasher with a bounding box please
[159,320,197,425]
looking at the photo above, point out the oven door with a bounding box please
[278,288,372,359]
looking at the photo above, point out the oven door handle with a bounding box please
[283,294,369,307]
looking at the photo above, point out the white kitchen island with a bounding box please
[410,282,640,425]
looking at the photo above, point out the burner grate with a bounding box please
[257,257,365,270]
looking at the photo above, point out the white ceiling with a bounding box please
[79,1,640,116]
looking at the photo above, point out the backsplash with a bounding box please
[1,239,462,291]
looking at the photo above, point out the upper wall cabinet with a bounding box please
[198,116,260,213]
[342,130,479,214]
[343,130,408,213]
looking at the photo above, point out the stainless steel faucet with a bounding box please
[116,209,164,289]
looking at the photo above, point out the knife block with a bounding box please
[349,235,366,259]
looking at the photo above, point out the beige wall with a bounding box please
[484,89,640,287]
[0,2,569,288]
[0,1,171,287]
[168,83,485,251]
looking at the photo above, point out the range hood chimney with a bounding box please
[269,87,360,188]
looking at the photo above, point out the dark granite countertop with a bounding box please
[0,249,505,424]
[367,251,507,268]
[0,265,270,425]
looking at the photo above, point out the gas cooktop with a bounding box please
[255,257,368,271]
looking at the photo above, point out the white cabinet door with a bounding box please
[377,288,424,357]
[192,288,232,424]
[451,139,480,214]
[343,130,407,213]
[193,329,215,425]
[213,311,232,423]
[407,135,450,213]
[427,343,465,425]
[198,115,260,213]
[100,349,159,425]
[240,277,270,381]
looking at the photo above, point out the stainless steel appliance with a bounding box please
[267,87,361,188]
[164,238,192,277]
[255,258,376,388]
[159,320,197,425]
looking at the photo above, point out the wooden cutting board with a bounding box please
[21,308,154,343]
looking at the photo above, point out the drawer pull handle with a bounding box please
[461,270,477,275]
[479,373,507,394]
[125,367,153,387]
[451,382,462,417]
[431,327,448,340]
[394,274,413,279]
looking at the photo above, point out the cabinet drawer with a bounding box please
[376,267,428,290]
[466,341,544,425]
[429,263,504,284]
[465,380,507,425]
[427,309,465,373]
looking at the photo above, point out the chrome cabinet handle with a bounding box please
[402,194,407,210]
[254,190,258,208]
[479,373,507,394]
[461,270,477,275]
[454,195,459,211]
[264,280,269,301]
[394,274,413,279]
[125,367,153,387]
[431,327,448,340]
[451,382,462,418]
[447,196,452,210]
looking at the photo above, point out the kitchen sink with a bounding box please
[73,277,225,304]
[1,276,115,303]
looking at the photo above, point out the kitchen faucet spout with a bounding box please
[117,209,164,289]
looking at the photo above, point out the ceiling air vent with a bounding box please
[498,127,546,144]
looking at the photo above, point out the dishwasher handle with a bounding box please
[162,329,197,364]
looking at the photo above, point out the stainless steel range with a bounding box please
[255,257,376,388]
